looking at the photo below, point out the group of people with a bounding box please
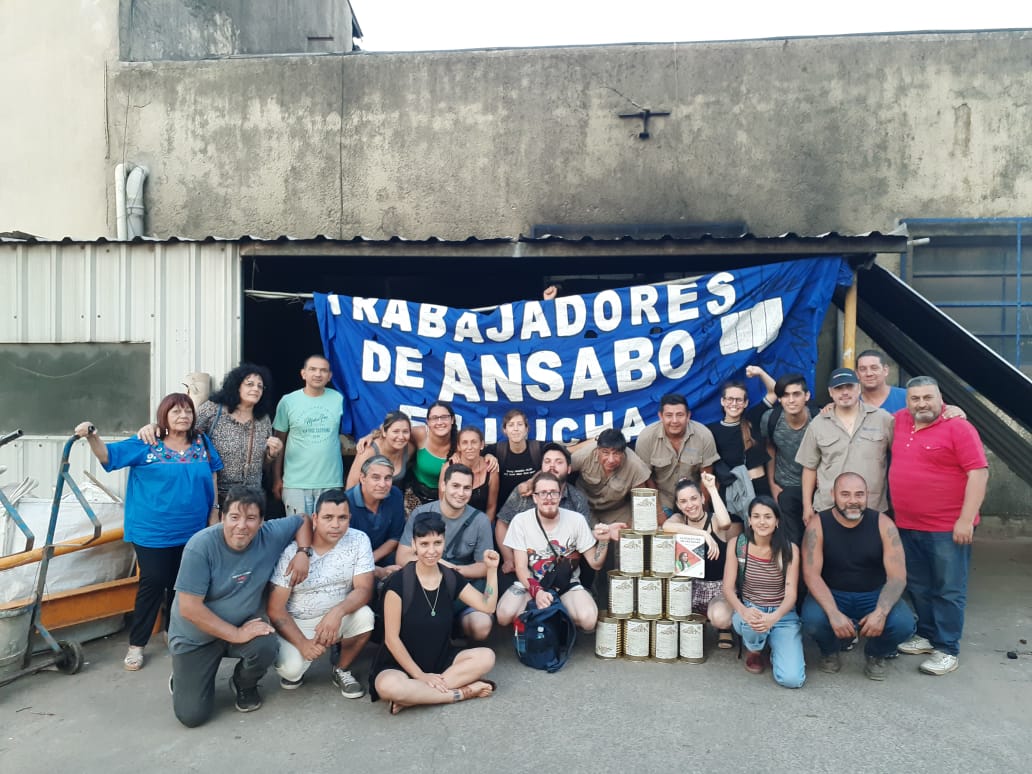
[72,347,988,725]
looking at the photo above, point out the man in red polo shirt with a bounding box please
[888,376,988,676]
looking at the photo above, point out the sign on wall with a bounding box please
[314,257,849,442]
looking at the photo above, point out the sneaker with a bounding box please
[919,650,959,676]
[898,635,935,655]
[864,656,887,681]
[168,673,174,696]
[744,651,765,674]
[842,636,858,652]
[819,653,842,674]
[280,676,304,690]
[229,675,263,712]
[331,667,365,699]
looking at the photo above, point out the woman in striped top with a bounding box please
[722,495,805,688]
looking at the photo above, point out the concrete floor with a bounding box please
[2,538,1030,774]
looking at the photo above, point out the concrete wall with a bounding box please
[0,1,117,239]
[102,31,1032,240]
[119,0,357,61]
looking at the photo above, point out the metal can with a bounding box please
[623,618,651,661]
[650,532,675,577]
[619,529,645,576]
[679,614,706,662]
[607,571,636,618]
[667,577,693,620]
[595,616,622,659]
[653,619,679,662]
[636,575,664,619]
[631,488,659,534]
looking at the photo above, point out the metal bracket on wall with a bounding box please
[618,109,671,139]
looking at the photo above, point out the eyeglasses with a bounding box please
[427,414,452,423]
[533,491,561,500]
[722,397,746,404]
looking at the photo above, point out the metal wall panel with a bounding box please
[0,241,242,496]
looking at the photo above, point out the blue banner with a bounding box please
[314,257,848,442]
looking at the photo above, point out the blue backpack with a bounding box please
[513,598,577,673]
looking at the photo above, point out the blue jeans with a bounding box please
[899,529,970,656]
[732,603,806,689]
[801,588,915,658]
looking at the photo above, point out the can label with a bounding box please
[608,573,635,616]
[631,488,658,533]
[595,619,620,658]
[624,619,650,658]
[620,531,644,575]
[637,576,663,617]
[654,620,679,660]
[650,533,675,575]
[668,578,693,618]
[679,618,704,660]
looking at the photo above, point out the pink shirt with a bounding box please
[888,410,987,531]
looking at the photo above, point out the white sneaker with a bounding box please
[919,650,959,675]
[898,635,934,655]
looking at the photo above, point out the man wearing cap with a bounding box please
[345,454,405,580]
[795,368,893,527]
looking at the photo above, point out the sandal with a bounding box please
[717,629,734,649]
[124,646,145,671]
[744,651,766,674]
[458,680,496,701]
[389,700,406,716]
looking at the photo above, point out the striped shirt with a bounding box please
[742,551,786,607]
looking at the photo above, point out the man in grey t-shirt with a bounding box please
[396,464,495,641]
[169,486,312,727]
[760,373,814,545]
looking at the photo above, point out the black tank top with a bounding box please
[818,508,885,592]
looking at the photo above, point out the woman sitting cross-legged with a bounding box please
[370,513,500,714]
[722,495,805,688]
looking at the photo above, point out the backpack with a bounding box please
[734,533,750,598]
[495,440,543,472]
[513,598,576,673]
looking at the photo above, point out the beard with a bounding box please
[840,506,864,521]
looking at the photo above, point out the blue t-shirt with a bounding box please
[169,515,303,654]
[103,436,222,548]
[345,484,405,554]
[272,389,344,489]
[874,386,908,414]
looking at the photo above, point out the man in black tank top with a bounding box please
[800,472,915,680]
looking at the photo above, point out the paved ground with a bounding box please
[2,538,1030,774]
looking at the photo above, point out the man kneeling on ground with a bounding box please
[267,489,375,698]
[496,472,625,632]
[169,486,312,727]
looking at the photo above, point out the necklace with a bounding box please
[421,582,441,617]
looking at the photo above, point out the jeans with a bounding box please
[899,529,971,656]
[171,633,279,728]
[282,487,331,517]
[801,588,915,658]
[732,603,806,688]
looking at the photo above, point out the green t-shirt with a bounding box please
[272,388,344,488]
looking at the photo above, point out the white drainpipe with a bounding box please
[114,163,128,240]
[125,165,148,239]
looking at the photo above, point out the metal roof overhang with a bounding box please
[238,233,907,264]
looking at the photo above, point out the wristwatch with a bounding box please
[298,546,314,558]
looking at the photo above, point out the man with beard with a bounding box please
[801,473,914,680]
[796,368,893,526]
[496,473,624,632]
[396,464,495,641]
[890,377,988,676]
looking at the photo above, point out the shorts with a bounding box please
[692,579,726,614]
[274,606,375,681]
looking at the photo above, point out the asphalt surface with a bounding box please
[2,538,1030,774]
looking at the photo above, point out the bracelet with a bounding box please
[527,578,542,597]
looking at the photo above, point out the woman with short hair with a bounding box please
[370,513,500,715]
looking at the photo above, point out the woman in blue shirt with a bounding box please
[75,392,222,672]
